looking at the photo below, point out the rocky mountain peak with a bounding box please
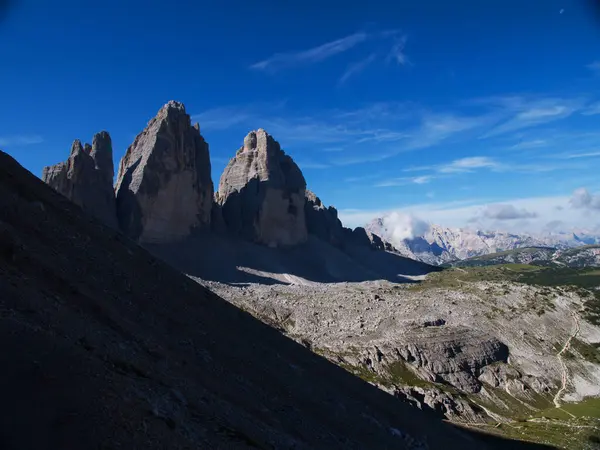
[70,139,85,156]
[115,101,213,243]
[90,131,114,186]
[217,129,307,247]
[160,99,186,112]
[42,132,117,228]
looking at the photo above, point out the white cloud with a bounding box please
[570,188,600,210]
[339,53,377,84]
[555,151,600,159]
[413,175,432,184]
[545,220,566,231]
[438,156,499,173]
[249,32,368,72]
[0,135,43,147]
[375,175,433,187]
[516,106,569,120]
[510,139,547,149]
[382,212,430,243]
[295,160,330,170]
[480,204,538,220]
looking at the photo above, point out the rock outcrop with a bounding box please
[216,129,307,247]
[115,101,213,243]
[390,385,487,422]
[304,190,345,248]
[343,226,397,252]
[42,132,117,228]
[303,192,398,253]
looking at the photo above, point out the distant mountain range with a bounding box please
[443,244,600,269]
[365,217,600,265]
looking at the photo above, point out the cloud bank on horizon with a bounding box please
[338,188,600,235]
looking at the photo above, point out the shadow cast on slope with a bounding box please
[147,232,440,286]
[0,150,552,449]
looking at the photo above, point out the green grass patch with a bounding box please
[463,397,600,449]
[535,397,600,420]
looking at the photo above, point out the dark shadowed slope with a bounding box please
[147,234,439,286]
[0,150,552,449]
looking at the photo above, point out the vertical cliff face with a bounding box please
[42,132,117,228]
[115,101,213,243]
[304,190,345,248]
[216,129,308,247]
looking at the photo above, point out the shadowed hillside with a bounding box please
[0,150,557,449]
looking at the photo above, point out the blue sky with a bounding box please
[1,0,600,233]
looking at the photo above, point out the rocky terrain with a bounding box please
[449,245,600,269]
[198,264,600,447]
[0,150,512,449]
[366,219,600,266]
[553,245,600,268]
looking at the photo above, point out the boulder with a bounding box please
[42,132,117,228]
[115,101,213,243]
[216,129,307,247]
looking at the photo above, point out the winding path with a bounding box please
[553,310,581,407]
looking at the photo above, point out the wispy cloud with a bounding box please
[438,156,500,173]
[193,93,600,168]
[510,139,547,149]
[413,175,432,184]
[344,173,384,183]
[552,150,600,159]
[192,108,251,131]
[249,29,409,81]
[339,53,377,84]
[295,160,330,170]
[403,154,572,178]
[0,135,44,147]
[586,61,600,74]
[250,32,368,72]
[582,101,600,116]
[191,101,287,132]
[375,175,434,187]
[406,113,491,149]
[480,96,584,138]
[386,35,409,65]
